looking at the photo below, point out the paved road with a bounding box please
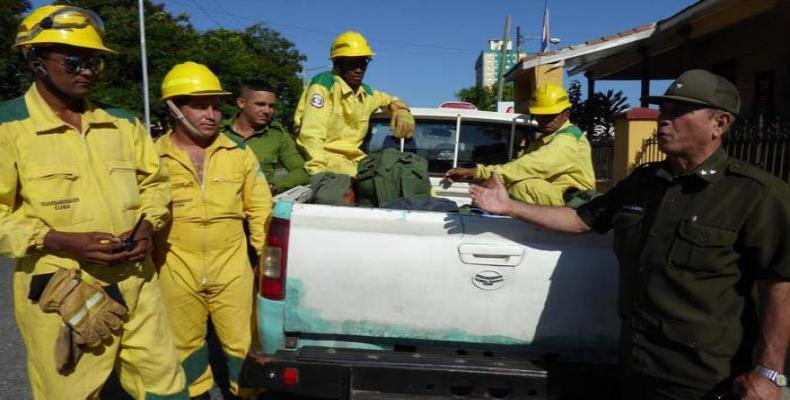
[0,258,31,399]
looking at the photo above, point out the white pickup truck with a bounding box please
[240,108,620,400]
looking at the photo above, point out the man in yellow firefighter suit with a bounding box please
[154,61,273,399]
[445,83,595,206]
[0,5,188,399]
[294,31,416,177]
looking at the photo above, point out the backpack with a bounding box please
[355,149,431,207]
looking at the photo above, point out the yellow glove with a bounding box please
[39,269,128,348]
[390,108,415,139]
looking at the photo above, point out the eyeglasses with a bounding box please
[15,6,106,45]
[41,55,105,75]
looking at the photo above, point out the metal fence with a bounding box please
[632,136,665,167]
[623,121,790,184]
[725,120,790,183]
[591,142,615,182]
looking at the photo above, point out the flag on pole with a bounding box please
[541,0,550,52]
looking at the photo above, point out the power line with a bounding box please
[207,0,245,27]
[186,0,223,29]
[162,0,476,54]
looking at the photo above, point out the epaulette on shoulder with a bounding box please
[726,160,777,187]
[635,161,662,174]
[0,96,29,124]
[310,71,336,91]
[94,102,137,123]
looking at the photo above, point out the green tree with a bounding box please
[190,24,305,128]
[568,80,629,144]
[0,0,32,99]
[1,1,305,129]
[455,83,514,111]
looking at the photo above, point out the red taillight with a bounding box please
[282,367,299,385]
[261,217,290,300]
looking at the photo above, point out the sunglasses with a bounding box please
[337,57,371,70]
[41,55,105,75]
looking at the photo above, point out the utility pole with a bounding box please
[137,0,150,132]
[516,26,521,61]
[496,14,511,103]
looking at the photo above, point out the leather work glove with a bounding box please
[390,108,415,139]
[38,268,128,353]
[54,323,83,373]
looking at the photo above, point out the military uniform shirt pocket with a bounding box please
[670,220,737,273]
[659,318,728,354]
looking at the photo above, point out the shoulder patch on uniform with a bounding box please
[361,83,373,96]
[309,93,325,108]
[310,71,336,91]
[0,96,29,124]
[556,125,584,140]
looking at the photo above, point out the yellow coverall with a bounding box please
[294,71,404,176]
[474,121,596,206]
[0,85,187,399]
[154,132,272,397]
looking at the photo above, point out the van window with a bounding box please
[366,119,532,174]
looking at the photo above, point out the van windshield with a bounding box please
[366,119,532,174]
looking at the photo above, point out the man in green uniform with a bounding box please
[222,79,308,194]
[469,69,789,400]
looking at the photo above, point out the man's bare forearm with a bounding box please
[506,201,591,234]
[755,280,790,371]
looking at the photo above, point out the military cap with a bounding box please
[645,69,741,115]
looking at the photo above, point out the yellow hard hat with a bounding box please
[161,62,231,100]
[529,83,572,115]
[330,31,375,59]
[13,5,115,53]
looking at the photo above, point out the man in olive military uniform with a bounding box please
[222,79,309,194]
[469,69,789,400]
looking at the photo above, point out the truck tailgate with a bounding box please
[283,204,619,354]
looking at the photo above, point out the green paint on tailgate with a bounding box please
[284,279,616,348]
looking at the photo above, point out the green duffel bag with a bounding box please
[355,148,431,207]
